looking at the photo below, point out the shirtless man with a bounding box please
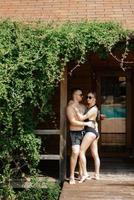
[66,88,91,184]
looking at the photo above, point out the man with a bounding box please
[66,88,90,184]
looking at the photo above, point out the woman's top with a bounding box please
[84,105,99,133]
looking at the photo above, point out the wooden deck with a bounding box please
[60,174,134,200]
[60,158,134,200]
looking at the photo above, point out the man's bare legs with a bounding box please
[70,145,80,184]
[79,133,96,182]
[90,138,100,180]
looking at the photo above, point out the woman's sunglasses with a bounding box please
[86,96,94,99]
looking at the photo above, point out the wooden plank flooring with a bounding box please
[60,173,134,200]
[60,158,134,200]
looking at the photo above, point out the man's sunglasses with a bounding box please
[86,96,94,99]
[75,93,83,97]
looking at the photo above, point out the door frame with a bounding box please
[96,70,132,156]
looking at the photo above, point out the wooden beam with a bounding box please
[40,155,60,160]
[59,67,67,182]
[35,129,61,135]
[126,72,132,148]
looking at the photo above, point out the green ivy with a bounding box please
[17,178,60,200]
[0,20,133,199]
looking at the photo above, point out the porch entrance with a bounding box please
[36,62,132,181]
[67,62,132,158]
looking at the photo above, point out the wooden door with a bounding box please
[97,72,132,157]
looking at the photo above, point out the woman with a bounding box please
[74,92,100,182]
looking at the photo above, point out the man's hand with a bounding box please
[84,121,95,128]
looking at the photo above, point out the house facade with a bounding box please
[1,0,134,180]
[0,0,134,29]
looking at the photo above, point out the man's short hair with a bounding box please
[71,88,82,95]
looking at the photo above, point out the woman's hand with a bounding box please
[73,106,79,113]
[72,106,84,121]
[100,114,106,120]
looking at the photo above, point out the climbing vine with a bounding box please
[0,20,133,199]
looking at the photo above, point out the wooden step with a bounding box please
[36,129,61,135]
[40,154,60,160]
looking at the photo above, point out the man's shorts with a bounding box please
[69,130,85,146]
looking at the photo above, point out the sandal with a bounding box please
[69,177,75,184]
[78,175,91,183]
[93,174,100,180]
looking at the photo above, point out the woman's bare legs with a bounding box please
[78,158,83,179]
[79,132,96,182]
[90,138,100,179]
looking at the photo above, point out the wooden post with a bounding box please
[126,72,132,149]
[59,67,67,182]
